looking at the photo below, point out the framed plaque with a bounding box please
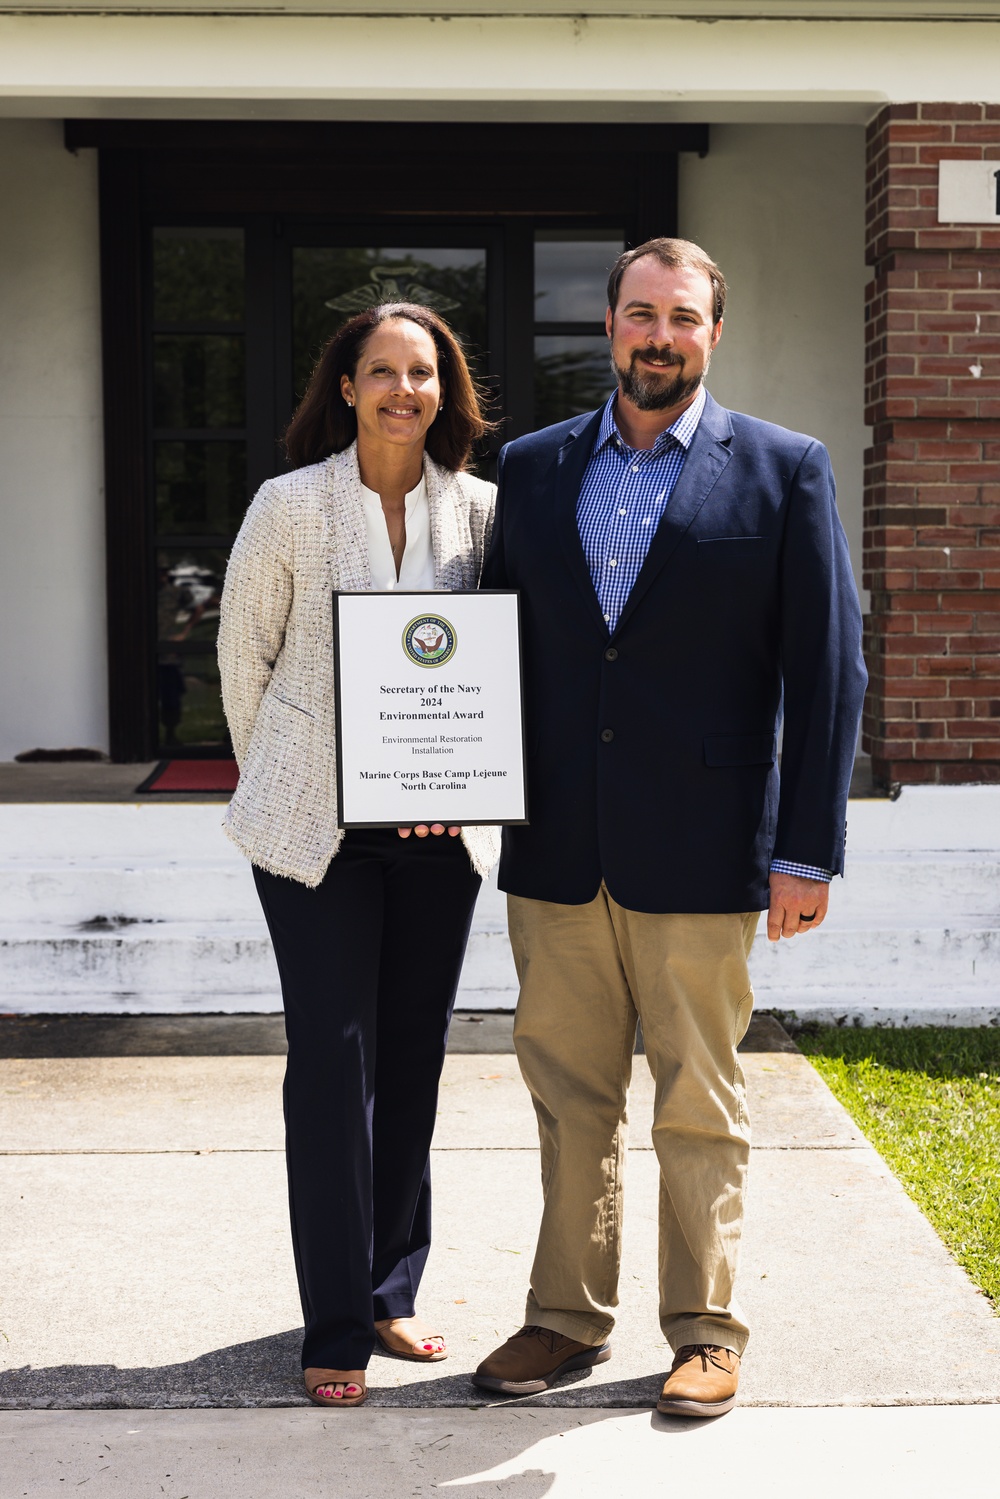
[333,590,528,828]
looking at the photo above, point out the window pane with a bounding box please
[155,441,247,537]
[156,648,227,751]
[156,550,228,749]
[534,232,625,323]
[535,335,612,429]
[153,228,244,324]
[153,335,245,429]
[293,246,488,402]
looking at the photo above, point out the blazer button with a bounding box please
[601,728,615,742]
[604,647,618,662]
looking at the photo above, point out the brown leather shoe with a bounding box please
[472,1325,611,1395]
[656,1344,741,1418]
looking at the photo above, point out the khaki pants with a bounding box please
[508,887,758,1357]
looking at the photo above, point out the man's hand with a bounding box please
[767,872,830,941]
[397,824,461,839]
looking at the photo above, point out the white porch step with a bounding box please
[0,921,516,1006]
[0,850,996,927]
[0,791,998,1023]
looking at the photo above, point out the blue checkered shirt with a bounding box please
[577,387,833,884]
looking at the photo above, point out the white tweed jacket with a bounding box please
[218,443,501,886]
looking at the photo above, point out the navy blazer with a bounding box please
[482,391,868,914]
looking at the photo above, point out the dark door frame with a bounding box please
[66,120,709,761]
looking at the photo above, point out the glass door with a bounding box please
[290,241,492,407]
[144,217,624,755]
[150,226,247,754]
[533,229,624,427]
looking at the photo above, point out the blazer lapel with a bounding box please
[552,408,612,635]
[613,392,734,634]
[325,445,373,593]
[425,455,473,592]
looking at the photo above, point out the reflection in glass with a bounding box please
[535,335,613,429]
[534,232,625,323]
[153,228,245,324]
[156,550,229,749]
[153,335,245,429]
[293,246,488,402]
[155,441,247,537]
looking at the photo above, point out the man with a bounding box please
[472,238,867,1418]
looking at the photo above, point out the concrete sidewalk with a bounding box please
[1,1016,998,1415]
[5,1406,1000,1499]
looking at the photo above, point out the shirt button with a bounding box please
[608,558,618,568]
[618,507,627,517]
[631,464,639,472]
[604,647,618,662]
[601,728,615,743]
[603,613,611,623]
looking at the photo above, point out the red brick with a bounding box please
[916,700,973,719]
[884,720,922,740]
[918,400,982,419]
[892,123,953,142]
[916,613,975,633]
[916,435,980,456]
[960,754,1000,772]
[914,572,982,590]
[918,146,983,167]
[949,463,1000,483]
[919,656,974,675]
[941,760,1000,780]
[884,679,947,699]
[914,740,973,759]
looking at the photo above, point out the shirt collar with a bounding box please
[596,382,707,457]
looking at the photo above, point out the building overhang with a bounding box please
[1,6,999,124]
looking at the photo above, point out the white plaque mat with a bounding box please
[333,590,527,828]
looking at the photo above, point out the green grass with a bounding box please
[794,1026,1000,1307]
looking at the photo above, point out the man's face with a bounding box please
[606,257,722,412]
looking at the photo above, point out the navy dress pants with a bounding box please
[253,829,481,1372]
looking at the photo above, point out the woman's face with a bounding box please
[341,319,443,454]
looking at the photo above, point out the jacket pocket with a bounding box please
[697,536,767,560]
[270,692,317,720]
[703,733,775,767]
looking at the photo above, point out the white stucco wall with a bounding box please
[0,120,106,759]
[680,124,870,607]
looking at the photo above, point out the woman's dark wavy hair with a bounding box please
[284,301,494,472]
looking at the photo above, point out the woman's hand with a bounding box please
[397,824,461,838]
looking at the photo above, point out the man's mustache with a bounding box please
[631,348,684,369]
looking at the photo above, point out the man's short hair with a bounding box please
[607,238,727,325]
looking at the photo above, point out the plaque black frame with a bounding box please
[332,588,529,830]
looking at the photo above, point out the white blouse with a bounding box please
[360,475,437,591]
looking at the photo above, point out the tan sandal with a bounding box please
[374,1316,448,1363]
[304,1368,367,1407]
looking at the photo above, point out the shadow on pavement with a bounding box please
[1,1330,672,1412]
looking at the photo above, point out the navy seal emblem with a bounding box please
[403,614,457,668]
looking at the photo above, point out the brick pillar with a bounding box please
[864,103,1000,786]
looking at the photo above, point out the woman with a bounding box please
[218,302,500,1408]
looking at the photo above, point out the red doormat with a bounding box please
[136,759,239,794]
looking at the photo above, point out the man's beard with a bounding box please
[612,345,706,411]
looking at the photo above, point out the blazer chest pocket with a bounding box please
[704,733,775,767]
[697,536,767,563]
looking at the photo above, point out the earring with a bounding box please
[438,403,444,411]
[346,398,354,407]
